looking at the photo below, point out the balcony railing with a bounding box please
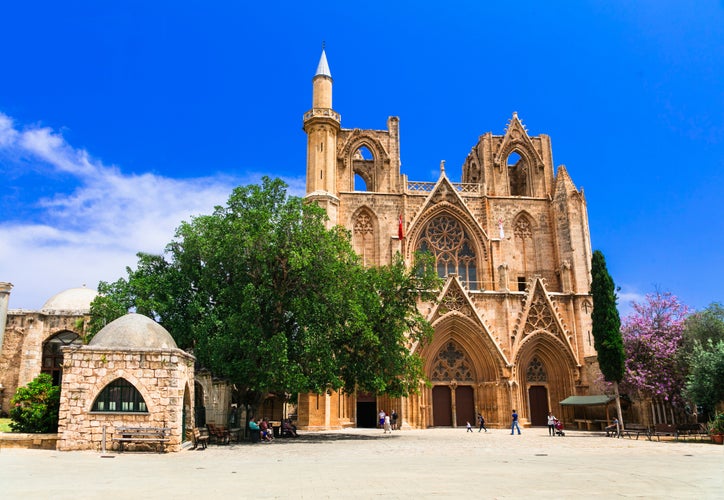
[407,181,480,194]
[303,108,341,122]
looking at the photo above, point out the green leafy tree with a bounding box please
[90,177,442,414]
[9,374,61,433]
[681,303,724,354]
[682,303,724,418]
[590,250,625,433]
[684,340,724,418]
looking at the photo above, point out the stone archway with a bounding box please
[419,312,508,428]
[514,333,577,425]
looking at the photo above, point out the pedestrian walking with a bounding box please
[477,413,488,432]
[510,409,521,435]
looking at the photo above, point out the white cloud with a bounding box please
[616,286,646,318]
[0,112,304,310]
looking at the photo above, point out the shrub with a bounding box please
[9,374,61,433]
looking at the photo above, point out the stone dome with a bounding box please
[41,286,98,313]
[89,313,178,349]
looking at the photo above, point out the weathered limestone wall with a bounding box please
[0,311,85,415]
[56,347,195,452]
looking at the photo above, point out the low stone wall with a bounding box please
[0,432,58,450]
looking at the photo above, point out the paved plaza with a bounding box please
[1,427,722,499]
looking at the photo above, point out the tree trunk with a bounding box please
[614,381,624,438]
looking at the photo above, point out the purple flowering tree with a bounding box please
[620,291,690,412]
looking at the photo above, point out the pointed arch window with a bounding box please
[92,378,148,413]
[42,330,81,386]
[416,214,478,289]
[507,150,529,196]
[352,146,374,191]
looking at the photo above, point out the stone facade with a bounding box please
[0,286,93,416]
[299,51,598,429]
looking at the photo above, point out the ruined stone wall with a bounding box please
[56,347,194,452]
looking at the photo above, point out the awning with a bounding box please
[559,395,614,406]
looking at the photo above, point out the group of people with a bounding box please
[378,409,398,433]
[248,417,299,443]
[248,417,275,442]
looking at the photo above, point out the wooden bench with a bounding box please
[192,427,209,449]
[652,423,677,441]
[574,419,593,430]
[113,426,170,453]
[207,423,230,445]
[621,424,651,440]
[675,423,709,441]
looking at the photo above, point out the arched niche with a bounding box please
[351,206,379,266]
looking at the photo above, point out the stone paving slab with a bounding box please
[1,428,722,499]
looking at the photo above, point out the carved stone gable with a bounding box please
[523,291,556,335]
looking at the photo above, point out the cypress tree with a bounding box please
[590,250,625,434]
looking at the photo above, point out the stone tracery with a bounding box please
[416,214,479,289]
[431,341,474,382]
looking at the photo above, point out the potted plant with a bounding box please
[708,412,724,444]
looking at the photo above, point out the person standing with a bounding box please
[378,409,386,429]
[384,414,392,434]
[510,409,521,435]
[391,410,398,430]
[547,411,556,436]
[477,413,488,432]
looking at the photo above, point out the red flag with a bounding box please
[398,214,404,240]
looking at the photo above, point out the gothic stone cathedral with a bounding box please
[295,50,597,430]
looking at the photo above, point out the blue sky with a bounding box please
[1,1,723,314]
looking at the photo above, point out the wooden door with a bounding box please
[529,385,549,426]
[455,386,474,427]
[432,386,452,426]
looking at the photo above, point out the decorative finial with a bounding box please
[440,160,446,172]
[322,40,326,50]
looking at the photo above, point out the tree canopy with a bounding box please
[682,303,724,416]
[620,291,689,407]
[90,177,442,406]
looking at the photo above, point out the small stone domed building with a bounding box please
[56,313,195,452]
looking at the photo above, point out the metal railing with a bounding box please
[406,181,480,194]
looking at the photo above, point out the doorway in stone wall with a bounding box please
[528,385,549,426]
[356,392,377,428]
[432,386,452,426]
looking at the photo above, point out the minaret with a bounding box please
[303,48,341,225]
